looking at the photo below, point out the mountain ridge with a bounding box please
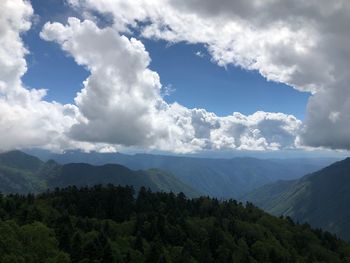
[0,150,199,197]
[244,157,350,240]
[25,149,337,198]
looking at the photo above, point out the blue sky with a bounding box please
[23,0,309,119]
[22,0,88,104]
[144,39,309,119]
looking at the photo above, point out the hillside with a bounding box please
[28,150,336,198]
[0,151,46,194]
[1,185,350,262]
[0,151,198,197]
[244,157,350,240]
[46,163,199,197]
[0,150,43,172]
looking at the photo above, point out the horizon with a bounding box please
[21,148,347,161]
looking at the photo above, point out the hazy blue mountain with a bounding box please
[241,180,295,209]
[28,149,337,198]
[244,157,350,240]
[46,162,199,197]
[0,151,198,197]
[0,150,43,172]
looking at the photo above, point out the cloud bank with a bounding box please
[66,0,350,151]
[40,18,301,153]
[1,0,349,153]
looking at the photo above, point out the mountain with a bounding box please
[1,185,350,262]
[0,150,43,172]
[29,149,338,198]
[46,163,199,197]
[0,150,46,194]
[244,157,350,240]
[0,151,198,197]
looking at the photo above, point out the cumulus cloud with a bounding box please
[0,0,31,91]
[302,86,350,150]
[0,0,300,154]
[67,0,350,151]
[41,18,170,148]
[0,0,80,152]
[40,17,301,153]
[0,4,131,153]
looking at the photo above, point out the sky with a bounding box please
[23,0,309,118]
[0,0,350,157]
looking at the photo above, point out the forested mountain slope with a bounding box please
[244,157,350,240]
[1,185,350,262]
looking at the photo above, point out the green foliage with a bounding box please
[0,220,69,262]
[1,185,350,262]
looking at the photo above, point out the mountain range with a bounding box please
[3,149,350,240]
[0,150,198,197]
[244,157,350,240]
[26,149,337,199]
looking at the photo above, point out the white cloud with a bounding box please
[0,0,31,92]
[68,0,327,93]
[65,0,350,151]
[41,17,301,153]
[41,18,170,148]
[0,0,301,154]
[5,0,340,154]
[0,0,79,152]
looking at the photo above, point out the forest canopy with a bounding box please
[0,185,349,263]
